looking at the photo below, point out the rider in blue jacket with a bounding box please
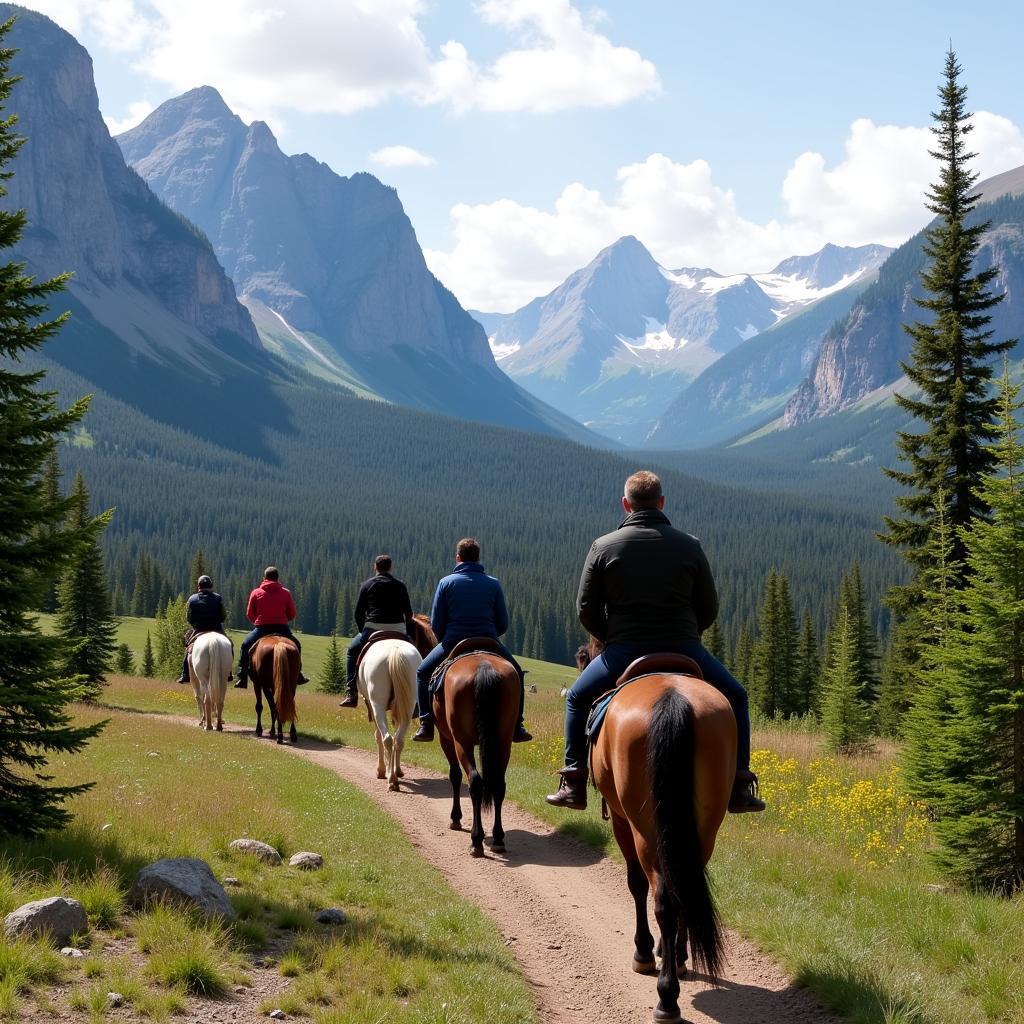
[412,537,532,744]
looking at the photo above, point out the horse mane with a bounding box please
[412,613,438,649]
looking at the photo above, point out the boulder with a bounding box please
[3,897,89,946]
[288,852,323,871]
[129,858,235,920]
[228,839,282,865]
[316,908,347,925]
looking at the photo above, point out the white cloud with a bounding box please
[25,0,658,121]
[104,99,155,135]
[369,145,436,168]
[426,113,1024,312]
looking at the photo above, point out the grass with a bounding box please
[98,658,1024,1024]
[0,706,536,1023]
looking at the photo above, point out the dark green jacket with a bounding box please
[576,508,718,646]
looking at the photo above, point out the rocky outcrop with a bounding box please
[128,858,236,919]
[1,6,258,353]
[3,897,88,946]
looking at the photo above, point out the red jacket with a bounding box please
[246,580,297,626]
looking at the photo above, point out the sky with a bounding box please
[20,0,1024,311]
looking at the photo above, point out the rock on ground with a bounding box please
[316,908,347,925]
[129,858,236,919]
[289,852,323,871]
[4,897,89,947]
[229,839,282,865]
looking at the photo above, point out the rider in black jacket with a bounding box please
[176,576,230,683]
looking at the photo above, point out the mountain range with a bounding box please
[476,237,890,444]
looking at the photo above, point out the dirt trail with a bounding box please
[161,715,840,1024]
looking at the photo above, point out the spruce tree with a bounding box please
[751,569,798,717]
[131,554,153,617]
[820,605,873,754]
[841,563,880,702]
[794,612,821,717]
[55,474,116,699]
[0,18,104,836]
[733,623,755,687]
[188,550,208,591]
[320,633,346,694]
[142,632,155,677]
[114,643,135,675]
[705,620,726,664]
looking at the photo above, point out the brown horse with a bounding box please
[433,648,519,857]
[590,651,736,1023]
[251,635,299,744]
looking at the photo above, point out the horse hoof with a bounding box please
[388,782,400,792]
[396,768,405,778]
[632,958,657,975]
[449,821,462,831]
[652,1008,682,1024]
[216,723,223,732]
[469,845,484,858]
[490,843,506,855]
[377,771,386,780]
[677,962,688,979]
[255,727,262,738]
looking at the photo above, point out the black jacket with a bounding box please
[355,573,413,631]
[577,508,718,646]
[187,590,227,632]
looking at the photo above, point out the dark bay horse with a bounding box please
[433,648,519,857]
[588,644,736,1023]
[251,635,299,744]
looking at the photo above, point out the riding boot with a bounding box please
[728,769,766,813]
[545,767,588,810]
[513,722,532,742]
[297,672,309,685]
[412,717,434,742]
[234,667,248,690]
[176,654,189,685]
[338,683,359,709]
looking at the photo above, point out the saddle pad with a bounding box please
[429,649,511,699]
[586,672,697,749]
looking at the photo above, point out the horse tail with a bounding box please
[210,634,229,695]
[473,661,504,810]
[387,643,416,726]
[648,687,723,980]
[274,642,297,724]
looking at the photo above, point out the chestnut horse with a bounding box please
[251,635,299,744]
[587,643,735,1023]
[358,615,437,790]
[434,649,519,857]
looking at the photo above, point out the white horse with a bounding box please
[358,639,421,790]
[190,632,233,731]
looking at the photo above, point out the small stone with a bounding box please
[147,751,160,757]
[269,1010,286,1019]
[288,852,323,871]
[61,946,86,958]
[528,684,538,694]
[101,823,113,832]
[315,908,347,925]
[925,883,948,894]
[222,877,242,887]
[233,986,248,995]
[547,942,562,950]
[107,992,124,1008]
[229,839,282,866]
[3,897,89,947]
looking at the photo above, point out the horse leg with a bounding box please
[289,722,297,743]
[394,717,409,780]
[653,876,682,1024]
[463,750,485,857]
[613,815,655,973]
[254,684,263,738]
[383,733,397,790]
[676,921,688,978]
[373,724,387,779]
[439,731,463,831]
[489,767,508,855]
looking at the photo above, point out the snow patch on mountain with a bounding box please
[490,336,521,360]
[617,318,687,356]
[753,269,865,312]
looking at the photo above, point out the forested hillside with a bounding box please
[41,352,904,664]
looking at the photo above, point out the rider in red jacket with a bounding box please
[235,566,307,688]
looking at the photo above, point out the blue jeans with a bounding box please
[563,641,750,773]
[346,628,374,687]
[416,640,526,724]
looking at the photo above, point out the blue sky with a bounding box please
[24,1,1024,310]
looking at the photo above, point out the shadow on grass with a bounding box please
[791,962,931,1024]
[685,971,857,1024]
[553,818,615,855]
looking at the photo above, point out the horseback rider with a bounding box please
[235,566,308,689]
[412,537,532,744]
[338,554,415,709]
[175,574,231,684]
[546,470,765,814]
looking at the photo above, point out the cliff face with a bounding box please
[2,7,258,352]
[119,88,493,370]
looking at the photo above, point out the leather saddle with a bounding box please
[446,636,505,661]
[614,653,704,687]
[355,630,409,672]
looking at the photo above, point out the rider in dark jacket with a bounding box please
[546,470,765,814]
[176,575,229,683]
[339,555,415,709]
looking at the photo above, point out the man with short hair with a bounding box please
[235,567,307,689]
[175,574,230,684]
[339,554,415,709]
[412,537,532,744]
[546,470,765,813]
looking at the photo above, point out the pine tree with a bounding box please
[705,620,726,663]
[154,596,189,676]
[881,49,1014,604]
[842,563,880,702]
[188,549,208,591]
[319,633,346,694]
[55,474,116,699]
[131,554,153,617]
[114,643,135,675]
[0,19,104,836]
[820,605,873,754]
[751,569,798,717]
[142,632,155,677]
[38,449,62,613]
[794,612,821,717]
[733,623,755,686]
[919,369,1024,888]
[877,626,917,737]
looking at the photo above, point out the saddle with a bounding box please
[586,654,705,752]
[355,630,409,673]
[429,637,512,700]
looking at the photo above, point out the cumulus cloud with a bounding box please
[25,0,658,120]
[369,145,436,168]
[426,113,1024,312]
[104,99,155,135]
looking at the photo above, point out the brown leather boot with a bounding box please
[545,767,588,810]
[338,686,358,709]
[412,718,434,742]
[729,769,766,813]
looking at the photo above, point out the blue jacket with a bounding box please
[430,562,509,644]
